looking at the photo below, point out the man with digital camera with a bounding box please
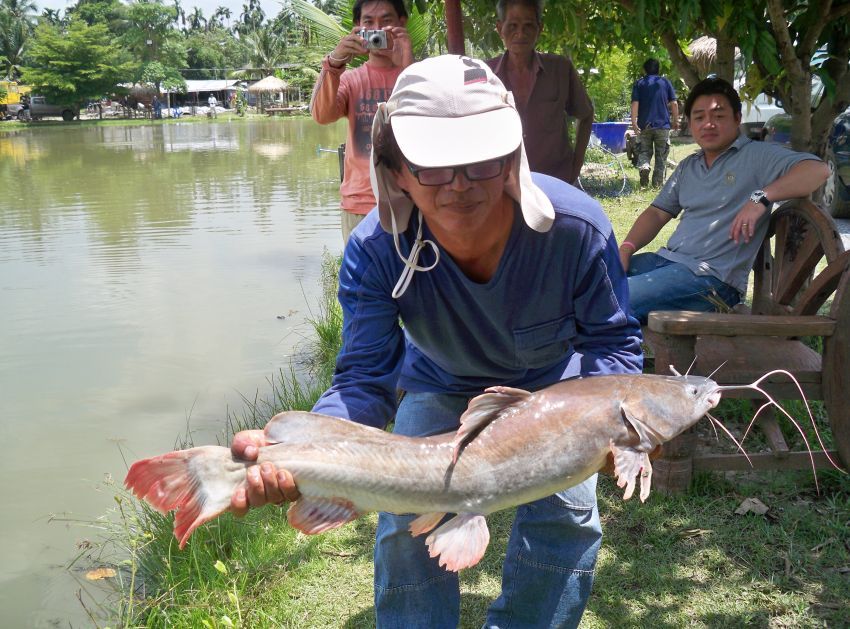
[310,0,414,244]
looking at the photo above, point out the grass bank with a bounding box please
[90,149,849,628]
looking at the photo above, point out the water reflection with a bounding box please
[0,118,347,627]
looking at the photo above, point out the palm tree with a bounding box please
[240,26,285,77]
[237,0,264,36]
[188,6,205,32]
[172,0,186,33]
[1,0,37,24]
[0,10,28,79]
[211,6,230,31]
[40,8,63,26]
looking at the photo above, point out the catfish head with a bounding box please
[620,375,721,451]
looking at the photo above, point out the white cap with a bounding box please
[370,54,554,235]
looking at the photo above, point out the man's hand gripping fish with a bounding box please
[125,374,721,571]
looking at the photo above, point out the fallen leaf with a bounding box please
[85,567,117,581]
[678,528,712,539]
[734,497,769,515]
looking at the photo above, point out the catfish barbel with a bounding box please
[125,373,721,571]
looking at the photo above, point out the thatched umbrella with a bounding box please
[688,36,740,80]
[248,76,289,111]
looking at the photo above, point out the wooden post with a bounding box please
[444,0,465,55]
[644,327,698,494]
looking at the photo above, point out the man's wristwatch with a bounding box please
[750,190,771,208]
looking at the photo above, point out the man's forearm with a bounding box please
[570,114,594,183]
[310,63,345,124]
[623,206,671,250]
[763,159,830,201]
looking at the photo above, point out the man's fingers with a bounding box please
[278,469,301,503]
[230,464,299,517]
[230,486,249,518]
[231,429,265,461]
[259,462,286,504]
[245,465,268,507]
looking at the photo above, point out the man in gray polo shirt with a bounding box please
[619,77,829,323]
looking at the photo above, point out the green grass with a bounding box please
[87,160,850,628]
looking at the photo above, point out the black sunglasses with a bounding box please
[404,156,508,186]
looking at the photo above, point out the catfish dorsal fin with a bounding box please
[450,386,532,464]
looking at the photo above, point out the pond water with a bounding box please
[0,118,348,627]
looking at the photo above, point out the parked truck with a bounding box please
[23,95,80,121]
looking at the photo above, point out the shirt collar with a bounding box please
[493,50,544,76]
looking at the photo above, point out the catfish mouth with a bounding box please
[703,388,722,410]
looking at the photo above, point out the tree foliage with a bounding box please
[20,18,133,105]
[458,0,849,155]
[608,0,850,153]
[7,0,848,158]
[0,0,36,79]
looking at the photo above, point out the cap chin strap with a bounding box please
[390,208,439,299]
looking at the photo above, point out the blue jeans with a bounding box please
[627,252,741,324]
[374,392,602,629]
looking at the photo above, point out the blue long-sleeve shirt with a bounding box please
[312,173,643,427]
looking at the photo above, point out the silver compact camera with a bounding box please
[359,29,388,50]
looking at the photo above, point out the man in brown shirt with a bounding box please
[486,0,594,185]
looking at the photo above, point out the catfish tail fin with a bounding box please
[124,446,244,548]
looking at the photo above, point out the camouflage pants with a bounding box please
[637,127,671,187]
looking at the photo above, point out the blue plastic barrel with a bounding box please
[591,122,630,153]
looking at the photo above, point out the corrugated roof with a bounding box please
[168,80,241,94]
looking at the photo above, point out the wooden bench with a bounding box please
[643,200,850,492]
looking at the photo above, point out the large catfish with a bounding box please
[125,373,721,571]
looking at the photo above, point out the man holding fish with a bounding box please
[230,55,643,627]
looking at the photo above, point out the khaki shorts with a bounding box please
[341,211,367,244]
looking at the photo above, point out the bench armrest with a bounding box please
[647,311,836,337]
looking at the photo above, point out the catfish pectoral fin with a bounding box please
[639,460,654,502]
[610,440,653,502]
[286,496,360,534]
[424,513,490,572]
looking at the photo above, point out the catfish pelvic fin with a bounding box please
[286,496,360,534]
[451,386,532,463]
[409,512,447,536]
[424,513,490,572]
